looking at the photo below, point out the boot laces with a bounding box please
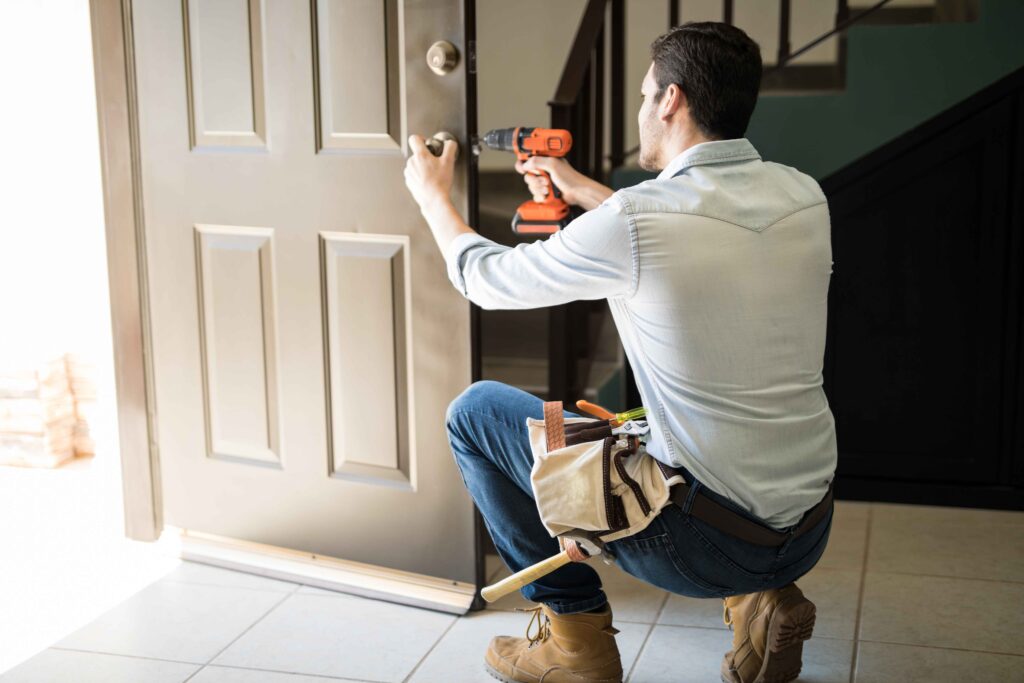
[516,605,551,648]
[723,598,734,630]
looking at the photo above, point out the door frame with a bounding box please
[89,0,485,613]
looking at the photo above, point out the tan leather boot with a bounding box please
[720,583,816,683]
[484,603,624,683]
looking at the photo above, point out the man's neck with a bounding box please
[660,127,715,169]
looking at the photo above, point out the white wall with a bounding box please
[476,0,589,170]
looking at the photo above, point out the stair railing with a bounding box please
[545,0,624,402]
[619,0,896,161]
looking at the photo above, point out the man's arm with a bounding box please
[402,133,633,309]
[443,196,634,310]
[402,135,472,256]
[516,156,614,212]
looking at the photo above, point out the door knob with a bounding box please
[426,40,459,75]
[425,131,459,160]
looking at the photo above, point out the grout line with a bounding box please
[187,661,386,682]
[848,504,873,683]
[197,583,300,670]
[853,639,1024,659]
[48,647,204,666]
[401,613,460,683]
[625,592,668,683]
[860,570,1024,586]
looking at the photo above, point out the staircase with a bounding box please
[474,0,1008,407]
[476,173,623,406]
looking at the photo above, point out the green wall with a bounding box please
[613,0,1024,187]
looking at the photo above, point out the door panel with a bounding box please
[131,0,476,587]
[312,0,401,152]
[195,224,281,467]
[183,0,267,149]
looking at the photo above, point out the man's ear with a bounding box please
[659,83,685,121]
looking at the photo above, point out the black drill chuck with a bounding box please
[482,127,533,153]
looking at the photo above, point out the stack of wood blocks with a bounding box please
[0,353,96,468]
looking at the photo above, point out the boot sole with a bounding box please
[755,595,817,683]
[720,594,817,683]
[485,660,624,683]
[484,661,520,683]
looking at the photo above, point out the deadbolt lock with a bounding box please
[426,40,459,75]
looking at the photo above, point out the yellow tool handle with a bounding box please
[481,550,575,603]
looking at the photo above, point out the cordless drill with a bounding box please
[481,127,574,235]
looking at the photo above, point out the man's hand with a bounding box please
[514,156,615,212]
[404,134,457,215]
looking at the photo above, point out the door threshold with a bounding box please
[163,526,476,615]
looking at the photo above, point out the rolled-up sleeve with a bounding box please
[442,194,635,310]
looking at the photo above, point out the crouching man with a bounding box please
[403,21,836,683]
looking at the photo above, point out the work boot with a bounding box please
[484,603,624,683]
[720,583,816,683]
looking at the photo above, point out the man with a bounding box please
[404,22,836,683]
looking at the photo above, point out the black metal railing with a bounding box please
[620,0,895,161]
[545,0,624,402]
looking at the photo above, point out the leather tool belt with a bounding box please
[531,400,834,549]
[667,473,835,547]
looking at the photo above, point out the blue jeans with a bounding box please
[446,380,834,615]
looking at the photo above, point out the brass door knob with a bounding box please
[425,131,459,160]
[426,40,459,75]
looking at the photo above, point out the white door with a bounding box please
[129,0,478,611]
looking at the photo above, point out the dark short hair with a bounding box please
[649,22,762,139]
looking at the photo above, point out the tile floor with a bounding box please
[3,500,1024,682]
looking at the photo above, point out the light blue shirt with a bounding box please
[445,138,837,529]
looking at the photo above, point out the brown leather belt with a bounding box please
[668,475,835,547]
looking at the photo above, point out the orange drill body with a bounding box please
[482,127,575,235]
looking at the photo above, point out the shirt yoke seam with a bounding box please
[623,199,828,233]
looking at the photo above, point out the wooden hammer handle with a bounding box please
[481,550,575,603]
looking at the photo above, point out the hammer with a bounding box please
[481,533,614,603]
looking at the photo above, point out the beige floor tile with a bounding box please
[833,500,872,522]
[854,641,1023,683]
[816,501,870,570]
[627,625,853,683]
[52,581,291,664]
[658,594,729,630]
[485,558,669,624]
[790,567,863,641]
[212,592,455,682]
[192,666,379,682]
[409,609,650,682]
[866,503,1024,582]
[859,572,1024,655]
[0,649,200,683]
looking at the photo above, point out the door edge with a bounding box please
[90,0,163,541]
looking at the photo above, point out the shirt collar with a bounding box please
[656,137,762,180]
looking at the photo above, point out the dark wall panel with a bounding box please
[822,68,1024,508]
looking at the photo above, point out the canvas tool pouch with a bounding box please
[527,401,685,544]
